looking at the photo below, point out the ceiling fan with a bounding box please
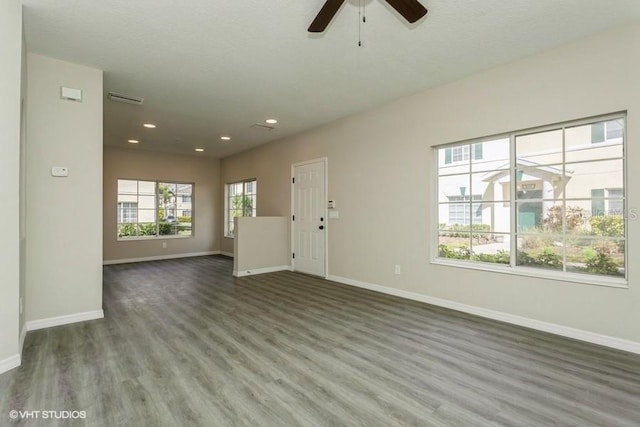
[308,0,428,32]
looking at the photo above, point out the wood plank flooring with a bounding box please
[1,255,639,426]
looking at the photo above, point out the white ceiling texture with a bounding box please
[21,0,640,157]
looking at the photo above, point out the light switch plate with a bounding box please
[329,210,339,219]
[51,166,69,177]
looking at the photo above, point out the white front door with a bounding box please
[292,159,326,277]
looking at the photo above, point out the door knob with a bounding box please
[319,225,324,230]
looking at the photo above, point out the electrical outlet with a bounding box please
[394,265,401,275]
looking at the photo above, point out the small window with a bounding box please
[444,143,483,164]
[225,179,257,237]
[117,202,138,223]
[592,188,624,216]
[591,119,624,144]
[447,195,482,225]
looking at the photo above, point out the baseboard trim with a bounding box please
[220,251,234,258]
[26,310,104,332]
[103,251,221,265]
[0,354,21,375]
[326,274,640,355]
[233,265,291,277]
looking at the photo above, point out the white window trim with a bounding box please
[431,112,628,288]
[224,179,257,238]
[116,179,194,241]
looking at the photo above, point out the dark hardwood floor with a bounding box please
[2,255,639,426]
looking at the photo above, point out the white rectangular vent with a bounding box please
[108,92,144,105]
[250,123,275,131]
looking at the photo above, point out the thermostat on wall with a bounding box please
[60,86,83,102]
[51,166,69,177]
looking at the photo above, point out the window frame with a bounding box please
[224,178,257,238]
[116,178,195,241]
[431,113,628,288]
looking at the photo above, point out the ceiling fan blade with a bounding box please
[308,0,346,33]
[385,0,428,24]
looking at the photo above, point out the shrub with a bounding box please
[178,216,191,223]
[544,205,586,232]
[472,250,510,264]
[159,223,173,235]
[139,223,156,236]
[520,234,555,251]
[535,247,563,269]
[118,223,138,237]
[440,223,491,238]
[585,248,619,275]
[518,247,562,269]
[589,215,623,238]
[438,244,471,260]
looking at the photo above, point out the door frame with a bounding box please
[291,157,328,278]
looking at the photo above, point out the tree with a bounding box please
[231,195,253,218]
[158,184,176,220]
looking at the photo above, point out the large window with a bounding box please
[225,179,257,237]
[435,114,626,284]
[117,179,193,239]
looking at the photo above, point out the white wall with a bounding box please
[25,53,103,323]
[0,0,23,372]
[19,21,28,356]
[221,23,640,350]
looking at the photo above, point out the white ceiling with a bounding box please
[22,0,640,158]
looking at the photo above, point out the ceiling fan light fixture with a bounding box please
[127,139,139,144]
[308,0,427,32]
[143,123,156,128]
[266,119,278,124]
[220,136,231,141]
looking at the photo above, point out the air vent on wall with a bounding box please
[249,123,275,131]
[108,92,144,105]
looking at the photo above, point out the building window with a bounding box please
[591,188,624,216]
[117,179,193,239]
[225,179,257,237]
[435,114,626,283]
[182,195,192,203]
[591,118,624,144]
[182,210,192,217]
[447,195,482,225]
[444,143,483,164]
[117,202,138,223]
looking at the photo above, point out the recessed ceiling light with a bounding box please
[143,123,156,128]
[220,136,231,141]
[128,139,139,144]
[195,148,204,152]
[265,119,278,124]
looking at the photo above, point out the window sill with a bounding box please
[431,258,628,289]
[117,235,193,242]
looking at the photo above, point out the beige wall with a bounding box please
[233,216,289,276]
[220,23,640,344]
[0,0,22,368]
[103,147,221,261]
[25,53,103,322]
